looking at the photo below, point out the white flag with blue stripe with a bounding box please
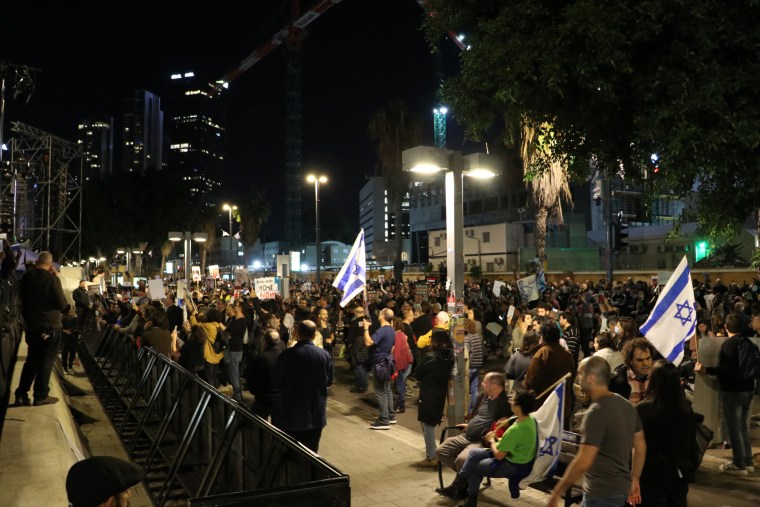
[332,229,367,307]
[522,377,566,486]
[639,256,696,365]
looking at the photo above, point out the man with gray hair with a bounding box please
[547,356,646,507]
[14,251,69,406]
[416,310,450,350]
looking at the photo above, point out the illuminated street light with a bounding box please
[402,145,498,426]
[168,232,209,282]
[222,203,238,267]
[306,174,328,284]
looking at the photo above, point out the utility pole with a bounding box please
[605,172,614,282]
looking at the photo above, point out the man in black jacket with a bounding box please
[696,312,756,474]
[14,251,69,406]
[72,279,91,330]
[346,306,369,393]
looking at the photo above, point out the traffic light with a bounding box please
[613,220,629,251]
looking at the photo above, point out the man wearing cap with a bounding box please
[66,456,144,507]
[14,251,69,407]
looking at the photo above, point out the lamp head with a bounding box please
[307,174,328,183]
[402,146,447,174]
[463,153,499,178]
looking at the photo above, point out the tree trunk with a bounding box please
[535,206,549,263]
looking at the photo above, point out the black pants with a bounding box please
[16,328,61,400]
[202,361,219,388]
[61,332,77,369]
[286,427,323,453]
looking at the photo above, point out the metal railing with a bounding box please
[0,276,22,438]
[79,325,350,507]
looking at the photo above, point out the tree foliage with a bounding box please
[238,187,271,262]
[82,169,197,263]
[423,0,760,238]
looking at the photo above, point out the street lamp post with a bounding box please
[306,174,327,284]
[168,232,208,284]
[222,203,238,267]
[402,146,498,426]
[466,234,482,272]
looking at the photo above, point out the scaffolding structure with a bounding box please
[2,121,82,261]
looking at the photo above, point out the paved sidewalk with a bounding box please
[320,398,548,507]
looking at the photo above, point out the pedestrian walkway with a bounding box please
[0,341,151,507]
[2,338,760,506]
[320,397,550,506]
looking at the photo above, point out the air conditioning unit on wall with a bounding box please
[495,257,505,265]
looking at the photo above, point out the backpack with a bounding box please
[373,353,396,382]
[736,336,760,380]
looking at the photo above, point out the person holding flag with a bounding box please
[332,229,367,308]
[638,256,696,366]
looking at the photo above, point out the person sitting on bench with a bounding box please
[441,389,538,506]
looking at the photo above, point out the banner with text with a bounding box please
[255,277,281,300]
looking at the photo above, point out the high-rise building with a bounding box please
[359,177,411,266]
[77,117,113,180]
[122,90,163,173]
[165,72,224,197]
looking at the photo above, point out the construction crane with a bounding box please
[215,0,342,246]
[413,1,467,148]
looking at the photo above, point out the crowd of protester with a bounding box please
[65,270,760,505]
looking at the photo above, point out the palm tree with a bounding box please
[520,120,572,264]
[239,187,271,266]
[159,240,174,276]
[368,100,422,282]
[197,206,218,275]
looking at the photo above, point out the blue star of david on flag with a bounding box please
[674,300,694,326]
[539,435,558,458]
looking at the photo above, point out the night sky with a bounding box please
[2,0,470,236]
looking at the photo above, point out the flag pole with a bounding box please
[493,372,572,433]
[535,372,572,401]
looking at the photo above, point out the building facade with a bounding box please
[359,177,411,266]
[165,72,224,197]
[77,117,113,180]
[122,90,163,173]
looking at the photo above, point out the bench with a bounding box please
[437,426,583,506]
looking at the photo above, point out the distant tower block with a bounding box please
[433,106,448,148]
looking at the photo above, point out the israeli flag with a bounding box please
[332,229,367,307]
[639,256,696,365]
[522,378,566,486]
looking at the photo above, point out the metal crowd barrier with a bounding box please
[79,325,350,507]
[0,276,22,438]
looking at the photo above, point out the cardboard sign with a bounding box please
[147,279,165,301]
[414,283,429,303]
[493,280,506,296]
[191,266,201,282]
[255,277,281,300]
[209,265,220,280]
